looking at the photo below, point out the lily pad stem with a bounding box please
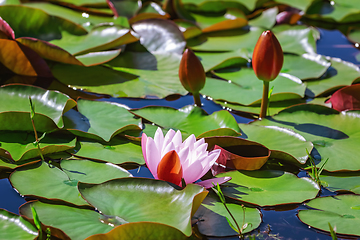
[260,81,269,119]
[193,92,202,107]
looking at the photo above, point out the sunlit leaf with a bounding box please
[0,209,38,240]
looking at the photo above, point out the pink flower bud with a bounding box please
[252,30,283,82]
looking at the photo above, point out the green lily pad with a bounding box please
[305,57,360,97]
[131,18,186,55]
[272,25,318,55]
[50,63,137,92]
[85,222,189,240]
[50,25,137,55]
[10,161,89,206]
[321,173,360,194]
[64,99,141,142]
[131,105,240,137]
[0,132,76,161]
[74,138,144,165]
[217,170,320,206]
[60,159,132,184]
[107,51,187,98]
[0,85,76,132]
[181,0,257,13]
[76,49,121,66]
[20,201,113,240]
[239,124,313,164]
[203,70,306,106]
[0,5,87,40]
[78,178,208,236]
[195,49,249,72]
[0,209,38,240]
[282,53,330,80]
[298,195,360,237]
[274,0,314,11]
[248,7,278,29]
[193,194,261,236]
[214,98,306,116]
[23,2,128,31]
[252,104,360,172]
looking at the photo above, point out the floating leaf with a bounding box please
[0,85,76,132]
[217,170,320,206]
[0,5,87,40]
[326,84,360,111]
[76,49,121,66]
[10,161,89,206]
[202,70,306,106]
[239,124,313,164]
[298,195,360,237]
[321,173,360,194]
[252,104,360,172]
[0,209,38,240]
[78,178,208,236]
[193,194,261,237]
[64,99,141,142]
[132,105,240,137]
[74,138,144,165]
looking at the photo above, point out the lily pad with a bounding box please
[78,178,208,236]
[0,132,76,161]
[74,138,144,165]
[64,99,141,142]
[0,84,76,132]
[50,25,137,55]
[298,195,360,237]
[76,49,121,66]
[193,194,261,237]
[0,5,87,40]
[320,173,360,194]
[239,124,313,165]
[217,170,320,206]
[252,104,360,172]
[203,70,306,106]
[60,159,132,184]
[131,105,240,137]
[305,57,360,97]
[0,209,38,240]
[10,161,89,206]
[20,201,113,240]
[248,7,278,29]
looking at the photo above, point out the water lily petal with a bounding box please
[196,176,232,189]
[145,137,161,179]
[141,132,148,162]
[183,160,204,184]
[157,150,183,186]
[172,130,183,148]
[198,149,221,177]
[153,127,164,153]
[162,128,176,154]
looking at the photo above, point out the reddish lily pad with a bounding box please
[16,37,83,66]
[0,39,52,77]
[326,84,360,111]
[0,17,15,39]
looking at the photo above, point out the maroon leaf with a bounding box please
[0,17,15,40]
[326,84,360,111]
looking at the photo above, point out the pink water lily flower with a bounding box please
[142,127,231,188]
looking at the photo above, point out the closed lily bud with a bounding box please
[252,30,283,82]
[179,49,206,95]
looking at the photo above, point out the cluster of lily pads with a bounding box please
[0,0,360,239]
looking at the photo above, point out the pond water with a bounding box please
[0,28,359,239]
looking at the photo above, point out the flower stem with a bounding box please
[193,92,202,107]
[260,81,269,118]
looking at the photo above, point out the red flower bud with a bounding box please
[252,30,283,82]
[157,150,183,186]
[179,49,206,94]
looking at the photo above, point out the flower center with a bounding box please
[157,150,183,186]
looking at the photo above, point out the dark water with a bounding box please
[0,29,359,239]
